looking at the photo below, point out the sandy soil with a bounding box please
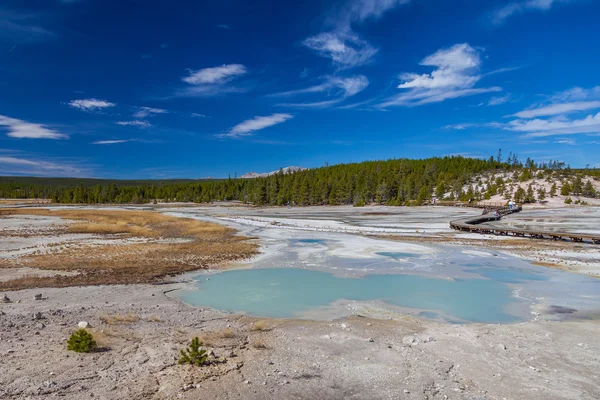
[1,205,600,399]
[2,285,599,400]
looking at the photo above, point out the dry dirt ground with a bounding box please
[1,206,600,399]
[0,208,257,290]
[1,285,599,400]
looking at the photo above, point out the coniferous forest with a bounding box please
[0,153,598,206]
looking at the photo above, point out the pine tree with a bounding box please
[583,180,596,198]
[514,186,526,203]
[178,337,208,366]
[525,184,535,203]
[537,187,546,201]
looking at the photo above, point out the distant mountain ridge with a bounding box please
[240,166,306,179]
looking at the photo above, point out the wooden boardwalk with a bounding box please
[449,207,600,245]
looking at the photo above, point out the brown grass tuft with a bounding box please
[219,328,235,338]
[250,337,268,349]
[250,320,271,332]
[100,313,140,325]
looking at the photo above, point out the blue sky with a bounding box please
[1,0,600,178]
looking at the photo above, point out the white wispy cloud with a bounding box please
[0,156,83,176]
[191,113,207,118]
[443,123,479,130]
[91,140,130,145]
[175,64,248,97]
[182,64,246,85]
[116,120,152,128]
[0,115,68,139]
[492,0,573,24]
[488,94,511,106]
[379,43,502,107]
[494,86,600,138]
[0,9,57,43]
[512,101,600,119]
[555,138,576,145]
[509,112,600,137]
[217,24,230,29]
[550,86,600,102]
[218,113,293,139]
[273,75,369,108]
[328,0,411,30]
[302,32,378,69]
[69,98,116,111]
[303,0,410,69]
[273,75,369,98]
[276,99,345,109]
[133,106,168,118]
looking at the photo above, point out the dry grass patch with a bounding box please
[250,337,268,349]
[249,320,271,332]
[219,328,235,338]
[100,313,140,325]
[0,208,258,290]
[196,328,238,347]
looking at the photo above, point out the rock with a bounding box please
[2,295,11,303]
[402,335,418,346]
[33,312,43,320]
[78,321,90,329]
[34,294,43,301]
[498,343,507,350]
[244,380,251,384]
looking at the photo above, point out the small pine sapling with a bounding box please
[67,329,97,353]
[178,337,208,366]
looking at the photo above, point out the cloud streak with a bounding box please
[302,32,378,69]
[0,9,57,43]
[116,120,152,128]
[510,112,600,137]
[0,156,83,176]
[0,115,68,139]
[218,113,293,139]
[91,140,130,145]
[182,64,246,85]
[512,101,600,118]
[69,98,116,112]
[492,0,573,24]
[273,75,369,108]
[133,107,168,118]
[303,0,410,69]
[380,43,502,107]
[175,64,248,97]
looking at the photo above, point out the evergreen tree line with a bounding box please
[0,153,597,206]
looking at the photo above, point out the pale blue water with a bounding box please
[177,268,522,323]
[376,251,420,259]
[291,239,328,245]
